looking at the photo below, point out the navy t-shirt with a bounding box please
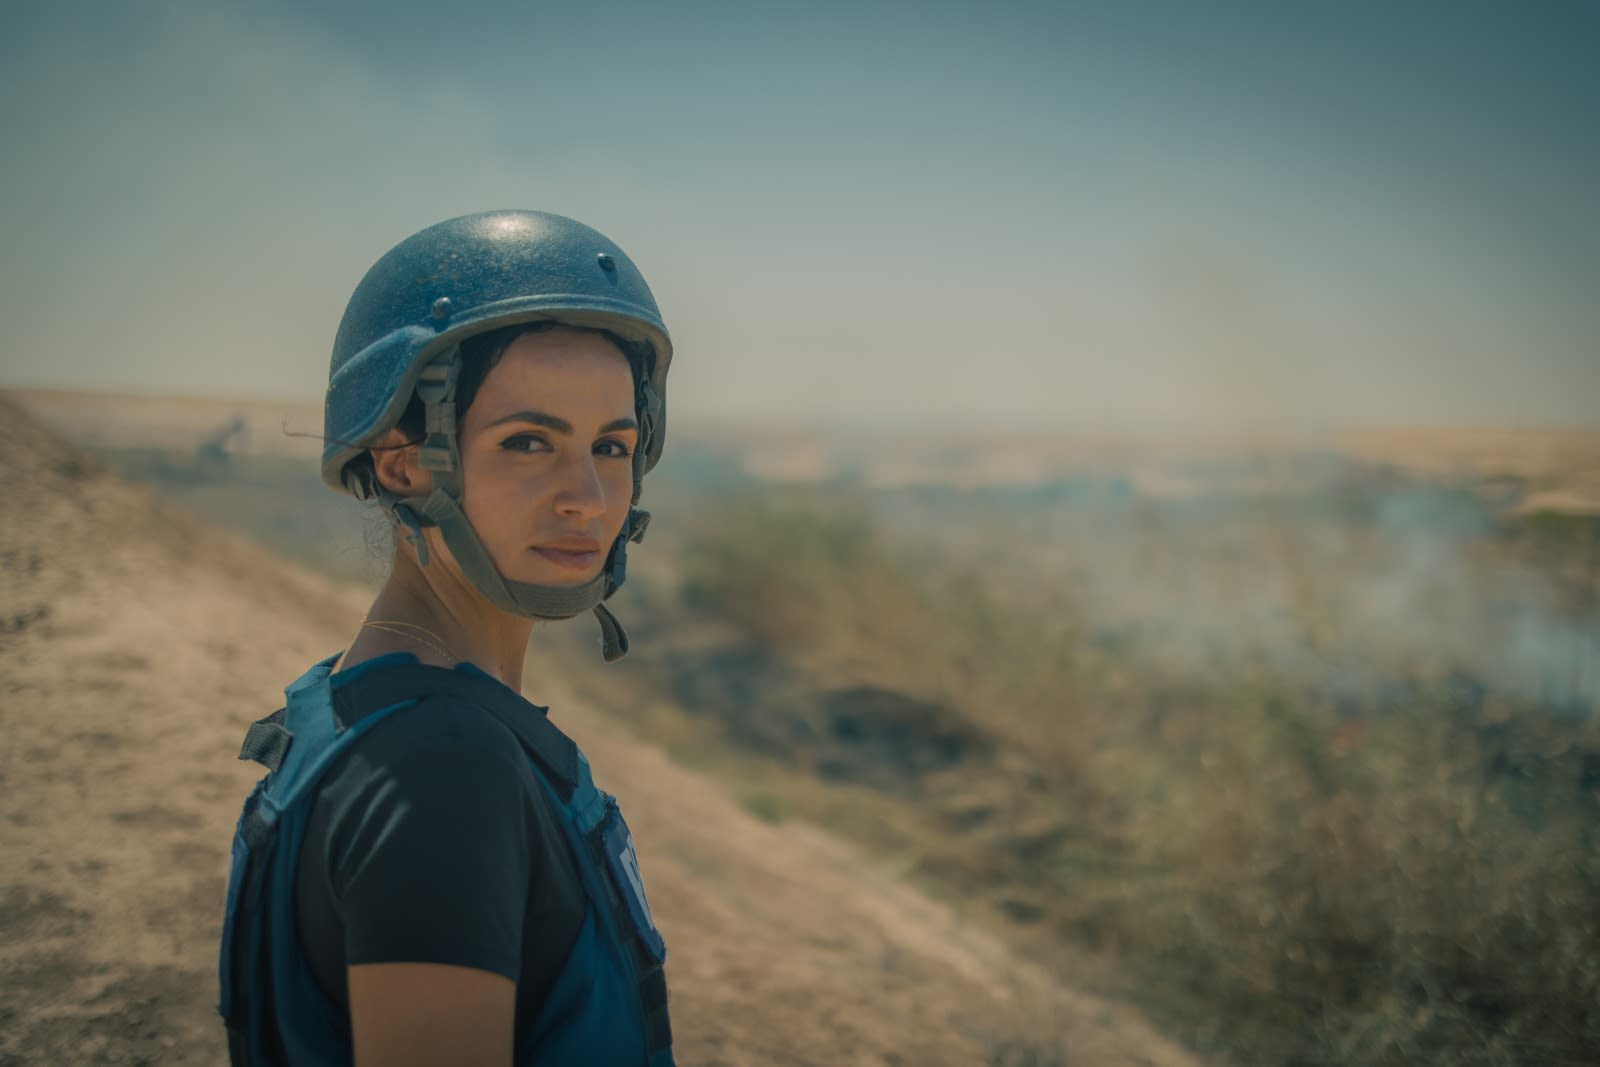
[293,660,588,1040]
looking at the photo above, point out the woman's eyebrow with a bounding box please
[484,410,638,435]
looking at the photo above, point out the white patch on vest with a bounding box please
[617,832,655,931]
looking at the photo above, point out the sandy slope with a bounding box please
[0,395,1201,1067]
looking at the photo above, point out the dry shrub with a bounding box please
[678,494,1097,781]
[681,497,921,655]
[1119,705,1600,1064]
[670,493,1600,1065]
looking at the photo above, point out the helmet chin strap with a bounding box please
[384,488,645,662]
[377,348,648,663]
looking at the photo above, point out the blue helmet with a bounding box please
[323,210,671,492]
[321,210,673,660]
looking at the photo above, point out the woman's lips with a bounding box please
[533,546,601,571]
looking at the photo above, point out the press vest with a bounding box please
[218,654,674,1066]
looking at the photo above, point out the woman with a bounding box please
[220,211,675,1066]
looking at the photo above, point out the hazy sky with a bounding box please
[1,1,1595,431]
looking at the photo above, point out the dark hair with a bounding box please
[395,321,578,442]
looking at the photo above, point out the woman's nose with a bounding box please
[552,454,607,520]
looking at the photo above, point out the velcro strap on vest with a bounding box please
[226,1024,250,1066]
[238,708,291,772]
[639,964,672,1052]
[328,664,580,795]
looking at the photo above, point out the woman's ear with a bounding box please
[369,427,433,498]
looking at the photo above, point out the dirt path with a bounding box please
[0,395,1202,1067]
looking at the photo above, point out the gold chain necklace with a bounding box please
[359,617,461,665]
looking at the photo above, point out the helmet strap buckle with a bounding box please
[388,497,433,567]
[415,354,461,476]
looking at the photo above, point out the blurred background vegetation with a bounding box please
[87,425,1600,1066]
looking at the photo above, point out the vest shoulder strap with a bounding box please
[328,663,581,796]
[238,707,290,772]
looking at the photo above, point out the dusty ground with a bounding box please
[0,393,1202,1066]
[11,389,324,459]
[1339,426,1600,515]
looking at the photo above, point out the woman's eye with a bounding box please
[501,434,550,453]
[595,439,634,459]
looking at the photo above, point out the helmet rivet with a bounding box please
[597,252,616,273]
[430,296,454,321]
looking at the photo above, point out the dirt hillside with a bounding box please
[0,394,1203,1067]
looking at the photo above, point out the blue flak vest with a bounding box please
[218,653,674,1066]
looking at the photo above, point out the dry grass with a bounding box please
[620,484,1600,1066]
